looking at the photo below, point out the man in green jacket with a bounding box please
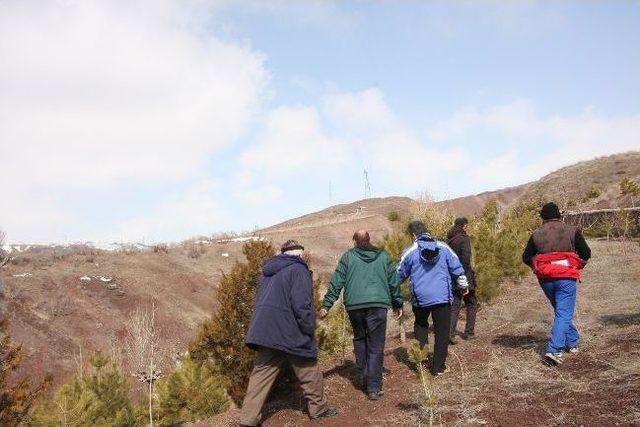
[319,230,403,400]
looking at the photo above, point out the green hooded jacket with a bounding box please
[322,246,403,311]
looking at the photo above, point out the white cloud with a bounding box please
[442,102,640,191]
[0,0,266,242]
[237,185,284,205]
[426,98,542,141]
[322,88,469,188]
[116,180,227,243]
[237,88,471,202]
[238,105,347,182]
[323,88,397,134]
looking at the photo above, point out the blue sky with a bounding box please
[0,0,638,243]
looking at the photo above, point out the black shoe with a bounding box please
[367,390,384,400]
[310,405,338,420]
[462,332,475,340]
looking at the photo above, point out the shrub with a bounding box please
[471,199,541,301]
[620,178,640,196]
[416,205,455,240]
[376,231,412,302]
[0,320,51,426]
[152,244,169,254]
[387,211,400,222]
[186,242,206,259]
[316,297,352,361]
[29,351,136,427]
[581,187,601,202]
[189,240,276,405]
[155,357,229,424]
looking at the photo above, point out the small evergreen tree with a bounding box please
[155,357,229,424]
[471,199,541,301]
[316,296,352,362]
[189,240,276,405]
[29,351,136,427]
[0,320,51,426]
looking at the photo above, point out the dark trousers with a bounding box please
[347,307,387,393]
[412,304,451,374]
[450,290,478,336]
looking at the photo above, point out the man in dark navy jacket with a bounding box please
[240,240,337,426]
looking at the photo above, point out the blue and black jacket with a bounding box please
[397,233,468,307]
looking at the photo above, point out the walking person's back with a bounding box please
[319,230,403,400]
[447,217,478,343]
[240,240,337,426]
[522,202,591,366]
[397,221,469,376]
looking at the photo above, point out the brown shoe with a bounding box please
[310,405,338,420]
[449,336,459,345]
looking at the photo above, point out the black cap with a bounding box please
[540,202,561,220]
[281,239,304,253]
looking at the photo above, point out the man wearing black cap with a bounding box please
[447,217,478,343]
[522,202,591,366]
[240,240,337,426]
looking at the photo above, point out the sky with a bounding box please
[1,0,639,243]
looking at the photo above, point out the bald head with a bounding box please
[352,230,371,248]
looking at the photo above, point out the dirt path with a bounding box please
[202,240,640,426]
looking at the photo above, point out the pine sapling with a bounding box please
[407,339,436,427]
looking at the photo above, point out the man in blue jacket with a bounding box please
[240,240,337,426]
[397,221,469,376]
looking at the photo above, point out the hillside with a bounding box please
[1,151,639,390]
[199,240,640,426]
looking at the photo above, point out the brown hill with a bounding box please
[1,151,638,389]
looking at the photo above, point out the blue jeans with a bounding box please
[348,307,387,393]
[540,279,579,353]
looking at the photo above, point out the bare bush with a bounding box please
[186,242,207,259]
[0,229,8,267]
[153,244,169,254]
[125,303,161,426]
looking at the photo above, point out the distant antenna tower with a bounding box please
[364,169,372,199]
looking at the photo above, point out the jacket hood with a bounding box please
[351,245,383,263]
[416,233,440,264]
[262,254,307,277]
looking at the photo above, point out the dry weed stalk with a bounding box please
[125,301,160,426]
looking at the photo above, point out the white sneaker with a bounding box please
[567,347,579,354]
[545,352,564,365]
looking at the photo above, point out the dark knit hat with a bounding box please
[454,217,469,227]
[281,239,304,253]
[540,202,561,220]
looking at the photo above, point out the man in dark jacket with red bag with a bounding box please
[522,202,591,366]
[240,240,337,426]
[447,217,478,343]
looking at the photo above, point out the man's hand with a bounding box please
[318,307,329,319]
[393,308,403,320]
